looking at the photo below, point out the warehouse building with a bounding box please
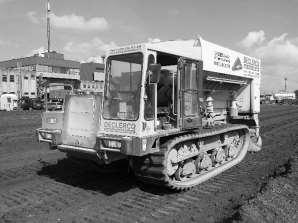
[0,52,106,98]
[0,51,80,97]
[79,62,105,93]
[0,68,37,99]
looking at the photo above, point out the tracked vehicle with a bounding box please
[37,37,261,190]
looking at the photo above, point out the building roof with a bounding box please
[0,52,80,69]
[79,62,104,81]
[81,62,104,69]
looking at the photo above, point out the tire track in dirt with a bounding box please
[18,110,298,223]
[0,117,293,194]
[0,178,100,223]
[1,106,298,223]
[0,153,63,188]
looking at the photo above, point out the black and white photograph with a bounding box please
[0,0,297,222]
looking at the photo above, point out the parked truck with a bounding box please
[37,37,262,190]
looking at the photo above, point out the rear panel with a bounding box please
[41,111,64,130]
[62,94,102,148]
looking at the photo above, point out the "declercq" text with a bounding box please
[104,121,136,133]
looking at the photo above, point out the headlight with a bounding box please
[47,117,57,124]
[41,132,53,140]
[45,133,53,139]
[142,138,147,151]
[103,140,122,148]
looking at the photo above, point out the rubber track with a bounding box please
[133,124,249,191]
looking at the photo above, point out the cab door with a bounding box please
[179,59,202,129]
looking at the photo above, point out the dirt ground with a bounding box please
[0,105,298,223]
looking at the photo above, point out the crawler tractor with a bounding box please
[37,37,262,190]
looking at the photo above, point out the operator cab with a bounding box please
[102,47,203,136]
[144,52,202,130]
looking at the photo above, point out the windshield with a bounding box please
[103,53,143,120]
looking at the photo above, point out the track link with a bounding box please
[133,124,249,191]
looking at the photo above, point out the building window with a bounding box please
[83,84,86,88]
[10,75,14,82]
[31,92,35,95]
[24,75,28,80]
[31,65,36,71]
[24,92,29,95]
[31,74,35,79]
[48,66,53,72]
[10,92,15,94]
[2,75,7,82]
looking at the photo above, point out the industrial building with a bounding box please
[79,62,104,81]
[0,53,106,99]
[274,91,296,101]
[0,0,105,99]
[0,0,105,100]
[79,80,104,93]
[0,51,81,98]
[0,68,37,98]
[79,62,105,93]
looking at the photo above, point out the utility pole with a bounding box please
[284,77,287,92]
[47,0,51,53]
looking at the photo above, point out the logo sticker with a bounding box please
[232,57,242,71]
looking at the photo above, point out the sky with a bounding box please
[0,0,297,93]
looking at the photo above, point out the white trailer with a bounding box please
[0,94,18,111]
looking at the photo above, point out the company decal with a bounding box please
[232,57,242,71]
[243,56,260,73]
[201,38,261,78]
[213,51,230,69]
[109,44,142,55]
[104,121,136,134]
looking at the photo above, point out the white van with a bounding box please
[0,94,18,111]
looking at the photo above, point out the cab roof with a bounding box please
[146,39,202,61]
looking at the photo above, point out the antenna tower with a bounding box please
[47,0,51,52]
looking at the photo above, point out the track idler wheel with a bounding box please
[175,160,196,181]
[211,147,226,164]
[196,153,212,171]
[227,134,243,158]
[167,149,178,175]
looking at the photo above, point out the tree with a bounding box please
[295,90,298,99]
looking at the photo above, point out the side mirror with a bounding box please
[149,64,161,83]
